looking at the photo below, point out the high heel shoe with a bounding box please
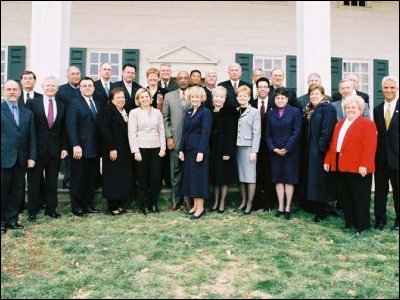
[189,209,205,220]
[274,210,284,217]
[284,211,291,220]
[218,209,225,214]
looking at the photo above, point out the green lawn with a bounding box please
[1,193,399,299]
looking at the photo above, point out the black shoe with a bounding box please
[28,214,37,222]
[149,205,160,213]
[1,226,6,234]
[218,209,225,214]
[45,212,61,219]
[7,223,24,230]
[274,210,284,217]
[84,207,99,214]
[242,209,252,215]
[140,208,149,215]
[313,214,327,223]
[72,210,87,217]
[189,210,205,220]
[374,223,385,230]
[284,211,291,220]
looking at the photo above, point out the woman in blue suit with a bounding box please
[266,87,302,220]
[179,86,212,219]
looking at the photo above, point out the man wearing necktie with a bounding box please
[94,62,112,109]
[18,70,43,106]
[26,76,68,222]
[374,76,399,231]
[1,80,36,233]
[158,63,179,92]
[66,77,101,216]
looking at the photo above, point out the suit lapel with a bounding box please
[387,100,399,131]
[2,102,19,127]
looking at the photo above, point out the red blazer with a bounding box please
[324,116,377,173]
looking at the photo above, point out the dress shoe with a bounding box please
[374,223,385,230]
[45,212,61,218]
[218,209,225,214]
[84,207,99,214]
[149,205,160,213]
[7,223,24,230]
[274,210,284,217]
[140,208,149,215]
[118,208,127,214]
[242,209,252,215]
[1,226,6,234]
[284,211,291,220]
[107,209,120,216]
[28,214,37,222]
[189,209,205,220]
[170,203,180,211]
[313,214,327,223]
[72,210,87,217]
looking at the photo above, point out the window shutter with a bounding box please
[373,59,389,107]
[235,53,253,83]
[7,46,26,80]
[331,57,343,95]
[286,55,297,92]
[69,48,87,76]
[123,49,140,82]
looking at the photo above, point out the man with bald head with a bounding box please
[268,68,297,108]
[162,71,192,210]
[1,80,36,233]
[94,62,113,109]
[332,73,369,104]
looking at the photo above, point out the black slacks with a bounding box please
[374,167,399,225]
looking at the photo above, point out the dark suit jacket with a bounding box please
[25,96,67,158]
[332,90,369,104]
[93,80,110,109]
[268,86,297,109]
[56,83,80,106]
[218,80,253,107]
[374,100,399,170]
[1,102,36,168]
[158,79,179,92]
[111,80,142,113]
[65,96,101,158]
[18,91,42,107]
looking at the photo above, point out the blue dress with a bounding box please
[181,106,212,198]
[265,105,302,184]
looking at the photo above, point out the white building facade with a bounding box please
[1,1,399,107]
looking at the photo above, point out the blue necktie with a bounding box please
[89,99,97,117]
[11,105,19,126]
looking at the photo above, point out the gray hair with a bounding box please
[382,76,398,88]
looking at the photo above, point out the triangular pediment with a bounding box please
[149,44,219,64]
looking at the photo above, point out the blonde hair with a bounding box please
[134,88,152,107]
[188,86,207,102]
[146,67,160,78]
[237,85,251,96]
[342,95,365,112]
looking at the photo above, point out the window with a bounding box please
[87,50,121,83]
[343,1,366,7]
[1,47,7,99]
[343,60,370,94]
[253,56,282,80]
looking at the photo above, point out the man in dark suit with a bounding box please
[56,66,81,189]
[374,76,399,231]
[26,76,68,222]
[94,62,112,109]
[204,71,217,109]
[332,73,369,104]
[158,63,179,91]
[268,68,297,108]
[66,77,101,216]
[250,77,276,211]
[218,62,253,107]
[111,63,142,113]
[18,70,42,106]
[1,80,36,233]
[296,73,332,109]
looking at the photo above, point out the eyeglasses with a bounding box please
[257,86,269,89]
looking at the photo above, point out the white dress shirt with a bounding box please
[336,116,357,152]
[43,96,58,120]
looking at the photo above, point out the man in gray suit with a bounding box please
[1,80,36,233]
[162,71,191,210]
[332,79,370,120]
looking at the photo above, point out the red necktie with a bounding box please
[47,98,54,128]
[260,100,266,119]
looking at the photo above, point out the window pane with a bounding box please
[343,63,351,73]
[360,74,368,84]
[254,59,263,69]
[264,60,272,69]
[90,52,98,62]
[359,84,368,94]
[273,60,281,69]
[111,75,119,83]
[90,64,98,75]
[361,63,368,73]
[1,51,4,61]
[353,63,360,73]
[112,65,119,75]
[100,53,108,63]
[1,62,4,73]
[111,54,119,64]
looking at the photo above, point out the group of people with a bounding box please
[1,62,398,236]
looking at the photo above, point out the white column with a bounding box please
[296,2,331,96]
[30,1,71,90]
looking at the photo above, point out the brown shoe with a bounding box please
[170,203,180,211]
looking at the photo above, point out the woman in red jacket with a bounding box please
[324,95,377,234]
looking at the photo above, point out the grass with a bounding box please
[1,192,399,299]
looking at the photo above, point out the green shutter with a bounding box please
[373,59,389,107]
[331,57,343,95]
[123,49,140,82]
[69,48,87,76]
[235,53,253,83]
[7,46,26,80]
[286,55,297,91]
